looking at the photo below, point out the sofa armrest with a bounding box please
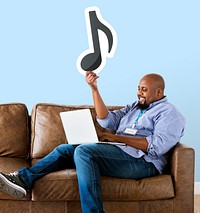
[170,142,195,212]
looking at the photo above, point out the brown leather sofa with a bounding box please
[0,103,195,213]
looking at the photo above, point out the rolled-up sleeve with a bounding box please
[97,104,135,131]
[97,111,116,130]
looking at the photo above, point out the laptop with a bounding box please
[60,109,125,145]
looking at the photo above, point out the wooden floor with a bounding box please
[195,195,200,213]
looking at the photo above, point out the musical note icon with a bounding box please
[77,6,117,75]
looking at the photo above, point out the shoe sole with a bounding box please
[0,174,26,199]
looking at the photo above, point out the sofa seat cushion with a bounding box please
[32,169,79,201]
[0,157,31,200]
[101,175,175,201]
[32,169,174,202]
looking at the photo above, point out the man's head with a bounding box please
[137,73,165,109]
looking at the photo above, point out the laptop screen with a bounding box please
[60,109,99,144]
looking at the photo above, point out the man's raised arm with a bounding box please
[85,71,108,119]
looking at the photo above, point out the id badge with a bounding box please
[124,128,138,135]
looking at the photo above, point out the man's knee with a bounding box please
[54,144,75,156]
[74,144,93,162]
[54,144,66,152]
[74,145,86,157]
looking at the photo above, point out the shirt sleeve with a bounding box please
[97,103,135,131]
[146,108,185,158]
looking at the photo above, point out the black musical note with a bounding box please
[77,7,117,74]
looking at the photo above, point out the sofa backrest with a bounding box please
[31,103,122,159]
[0,103,29,158]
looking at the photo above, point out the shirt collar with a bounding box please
[148,96,167,109]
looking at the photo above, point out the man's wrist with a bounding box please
[91,87,98,93]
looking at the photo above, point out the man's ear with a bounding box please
[156,88,163,98]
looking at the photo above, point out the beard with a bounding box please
[137,102,149,110]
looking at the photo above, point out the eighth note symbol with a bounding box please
[77,7,117,75]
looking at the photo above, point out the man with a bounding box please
[0,72,185,213]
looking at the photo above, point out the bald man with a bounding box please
[0,73,185,213]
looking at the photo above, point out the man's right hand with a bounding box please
[85,71,99,91]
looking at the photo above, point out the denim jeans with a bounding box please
[18,143,158,213]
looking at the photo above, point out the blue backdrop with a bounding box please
[0,0,199,181]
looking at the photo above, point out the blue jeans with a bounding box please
[18,143,158,213]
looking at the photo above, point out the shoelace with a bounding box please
[7,171,18,177]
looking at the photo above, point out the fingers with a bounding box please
[86,71,99,84]
[87,75,99,83]
[86,71,98,78]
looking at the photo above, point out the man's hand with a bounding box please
[85,71,99,91]
[99,132,116,142]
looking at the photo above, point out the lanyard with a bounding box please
[133,109,146,126]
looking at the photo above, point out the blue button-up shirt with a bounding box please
[97,97,185,174]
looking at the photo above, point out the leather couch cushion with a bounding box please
[31,103,122,159]
[32,169,174,201]
[0,157,31,200]
[0,103,29,158]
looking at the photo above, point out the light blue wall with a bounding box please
[0,1,199,181]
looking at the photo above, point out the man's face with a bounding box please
[137,78,159,109]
